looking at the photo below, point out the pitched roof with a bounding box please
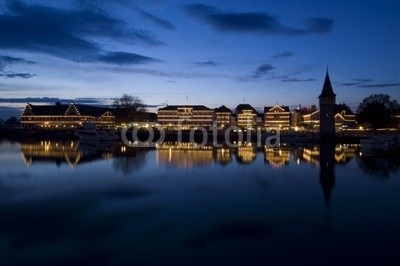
[24,104,68,115]
[215,105,232,113]
[22,103,113,117]
[319,71,336,98]
[158,105,212,111]
[264,105,290,113]
[235,104,257,113]
[335,104,354,115]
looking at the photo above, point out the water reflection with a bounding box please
[19,140,398,180]
[264,147,290,168]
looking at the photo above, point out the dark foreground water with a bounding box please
[0,140,400,265]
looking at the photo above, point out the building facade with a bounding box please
[319,71,336,137]
[264,105,291,131]
[21,103,115,129]
[214,105,232,129]
[157,105,214,129]
[235,104,258,130]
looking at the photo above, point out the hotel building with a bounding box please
[157,105,214,129]
[264,105,291,131]
[235,104,258,130]
[214,105,232,129]
[21,103,115,129]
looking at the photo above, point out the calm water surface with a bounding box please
[0,140,399,265]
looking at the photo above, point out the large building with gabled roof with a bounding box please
[264,105,291,131]
[21,103,114,129]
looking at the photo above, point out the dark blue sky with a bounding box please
[0,0,399,111]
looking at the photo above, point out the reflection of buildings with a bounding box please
[156,142,214,168]
[214,148,233,165]
[21,140,88,168]
[236,144,256,164]
[319,143,336,206]
[264,148,290,168]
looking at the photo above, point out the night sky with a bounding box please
[0,0,400,112]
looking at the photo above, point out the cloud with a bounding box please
[184,4,334,35]
[97,52,161,65]
[281,78,315,82]
[358,83,400,88]
[0,1,162,64]
[139,10,175,30]
[0,56,35,69]
[191,61,220,67]
[252,64,275,78]
[0,72,36,79]
[271,51,295,59]
[341,78,373,86]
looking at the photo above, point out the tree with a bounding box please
[356,94,400,129]
[113,94,146,111]
[4,116,19,125]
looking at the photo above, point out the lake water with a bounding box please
[0,140,399,265]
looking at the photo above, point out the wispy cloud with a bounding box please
[139,10,175,30]
[97,52,161,65]
[281,78,315,82]
[0,1,162,65]
[184,4,334,35]
[358,83,400,88]
[271,51,295,59]
[341,78,373,86]
[0,72,36,79]
[191,61,221,67]
[252,64,275,78]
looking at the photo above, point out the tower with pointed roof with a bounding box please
[319,70,336,138]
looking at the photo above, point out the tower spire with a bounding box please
[319,70,336,98]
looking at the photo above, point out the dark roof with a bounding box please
[335,104,354,115]
[264,105,290,113]
[74,104,112,117]
[319,71,336,98]
[27,104,68,115]
[23,103,112,116]
[215,105,232,113]
[235,104,257,113]
[158,105,211,111]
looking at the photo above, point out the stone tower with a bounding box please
[319,70,336,138]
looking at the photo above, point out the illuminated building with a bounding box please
[21,103,114,129]
[214,105,232,129]
[264,105,291,131]
[235,104,257,130]
[157,105,214,130]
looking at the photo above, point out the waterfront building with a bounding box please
[157,105,214,130]
[292,105,319,131]
[319,70,336,137]
[264,105,291,131]
[235,104,257,130]
[21,103,114,129]
[334,104,356,130]
[214,105,232,129]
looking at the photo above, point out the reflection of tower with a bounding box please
[319,70,336,138]
[319,143,336,207]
